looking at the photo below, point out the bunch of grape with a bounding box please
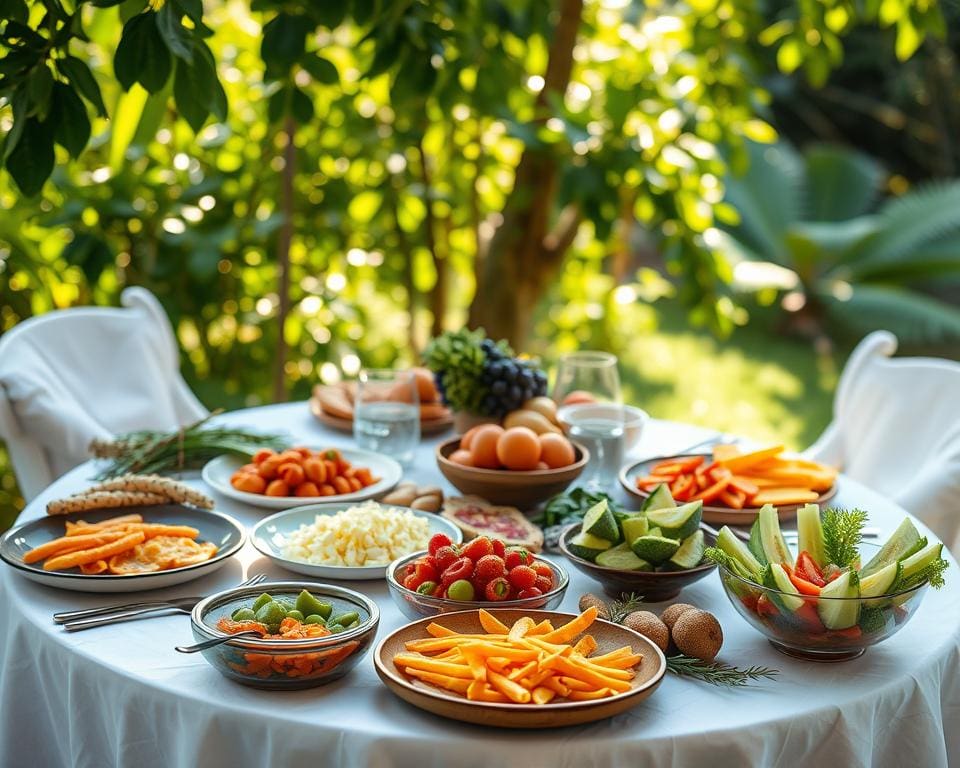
[425,329,548,417]
[477,338,548,416]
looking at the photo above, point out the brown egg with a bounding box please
[562,390,598,406]
[496,426,541,471]
[539,433,575,468]
[412,367,438,402]
[459,424,484,451]
[449,449,475,467]
[470,424,505,469]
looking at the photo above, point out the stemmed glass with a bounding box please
[553,352,624,491]
[552,351,622,405]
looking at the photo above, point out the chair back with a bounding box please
[0,287,207,500]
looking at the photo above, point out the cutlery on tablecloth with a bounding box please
[55,572,267,630]
[175,630,261,654]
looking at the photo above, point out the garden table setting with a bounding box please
[1,394,958,768]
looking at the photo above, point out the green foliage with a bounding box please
[720,140,960,343]
[821,507,868,568]
[423,328,492,413]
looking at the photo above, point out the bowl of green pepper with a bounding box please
[190,581,379,689]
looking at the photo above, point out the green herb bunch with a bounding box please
[424,329,492,413]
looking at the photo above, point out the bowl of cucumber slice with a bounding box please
[710,505,946,661]
[558,493,717,601]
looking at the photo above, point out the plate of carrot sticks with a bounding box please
[620,444,839,524]
[0,505,245,593]
[374,607,666,728]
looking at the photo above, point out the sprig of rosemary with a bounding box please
[90,411,285,479]
[609,592,645,624]
[821,507,869,568]
[665,655,779,687]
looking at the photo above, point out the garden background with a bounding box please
[2,0,960,529]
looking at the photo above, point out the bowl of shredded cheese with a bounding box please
[251,501,463,580]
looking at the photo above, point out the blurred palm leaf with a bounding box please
[804,144,883,222]
[820,284,960,344]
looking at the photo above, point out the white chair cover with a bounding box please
[806,331,960,554]
[0,287,207,501]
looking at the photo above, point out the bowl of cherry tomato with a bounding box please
[386,533,568,620]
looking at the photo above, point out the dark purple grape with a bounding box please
[509,385,522,402]
[492,380,507,395]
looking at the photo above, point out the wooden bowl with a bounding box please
[619,453,838,525]
[558,523,717,602]
[374,608,666,728]
[435,437,589,509]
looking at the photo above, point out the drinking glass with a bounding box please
[552,351,622,405]
[566,410,625,492]
[353,369,420,466]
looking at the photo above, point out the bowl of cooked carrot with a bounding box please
[620,445,838,525]
[189,581,380,689]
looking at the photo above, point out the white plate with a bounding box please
[250,503,463,580]
[201,448,402,510]
[0,505,246,593]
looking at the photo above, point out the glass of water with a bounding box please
[353,369,420,466]
[566,408,626,492]
[553,351,622,405]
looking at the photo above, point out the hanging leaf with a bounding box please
[114,12,172,93]
[26,65,53,119]
[173,0,203,23]
[261,13,312,76]
[2,89,27,162]
[50,83,91,158]
[300,55,338,84]
[290,86,313,123]
[62,233,113,284]
[173,41,224,131]
[57,56,107,116]
[5,116,54,196]
[156,3,194,63]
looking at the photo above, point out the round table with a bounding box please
[2,403,958,768]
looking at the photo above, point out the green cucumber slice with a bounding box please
[859,561,900,600]
[763,563,805,612]
[796,503,827,568]
[817,570,860,629]
[631,535,680,564]
[861,517,922,578]
[748,517,768,567]
[640,482,676,513]
[716,526,764,582]
[666,529,706,570]
[898,541,943,581]
[758,504,792,565]
[568,531,614,561]
[581,499,621,543]
[596,543,652,571]
[621,516,649,547]
[646,501,703,541]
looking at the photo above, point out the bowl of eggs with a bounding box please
[435,425,589,508]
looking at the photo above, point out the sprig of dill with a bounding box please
[665,655,779,687]
[821,507,868,568]
[900,557,949,590]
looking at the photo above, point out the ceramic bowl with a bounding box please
[435,438,588,509]
[558,523,717,601]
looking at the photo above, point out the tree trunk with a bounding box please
[272,115,295,402]
[468,0,584,348]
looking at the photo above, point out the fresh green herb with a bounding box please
[539,487,622,527]
[90,411,285,479]
[609,592,645,624]
[423,329,492,413]
[821,507,869,568]
[899,557,949,590]
[858,606,887,634]
[665,655,779,687]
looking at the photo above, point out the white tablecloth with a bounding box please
[2,403,958,768]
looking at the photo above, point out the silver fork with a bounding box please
[55,573,267,632]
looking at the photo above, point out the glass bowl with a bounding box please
[386,550,569,620]
[717,542,929,661]
[190,581,379,689]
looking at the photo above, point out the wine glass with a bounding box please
[552,351,621,405]
[553,352,624,492]
[353,369,420,466]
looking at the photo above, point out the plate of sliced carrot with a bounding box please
[620,445,839,524]
[374,607,666,728]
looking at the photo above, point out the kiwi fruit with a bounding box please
[578,593,611,621]
[623,611,669,652]
[660,602,696,631]
[671,609,723,662]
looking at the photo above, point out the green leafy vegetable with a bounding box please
[423,328,495,413]
[821,507,869,568]
[539,487,622,528]
[899,558,949,591]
